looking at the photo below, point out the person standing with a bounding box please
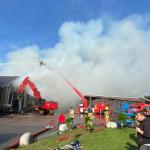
[85,109,94,131]
[69,107,74,119]
[135,111,150,149]
[104,105,110,123]
[69,107,75,129]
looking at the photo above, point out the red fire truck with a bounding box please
[129,103,150,113]
[125,103,150,117]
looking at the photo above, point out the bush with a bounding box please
[117,112,128,129]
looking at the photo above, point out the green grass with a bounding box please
[17,128,138,150]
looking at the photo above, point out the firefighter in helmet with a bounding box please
[85,107,94,131]
[104,105,110,123]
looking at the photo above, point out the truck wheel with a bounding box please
[49,110,54,115]
[39,110,44,115]
[33,110,39,115]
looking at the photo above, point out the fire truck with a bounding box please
[123,102,150,117]
[129,103,150,115]
[18,76,58,115]
[78,98,106,114]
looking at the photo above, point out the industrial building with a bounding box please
[85,95,149,113]
[0,76,35,114]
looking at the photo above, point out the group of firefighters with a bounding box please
[57,105,111,133]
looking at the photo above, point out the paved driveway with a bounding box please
[0,114,53,150]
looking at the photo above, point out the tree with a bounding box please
[144,95,150,100]
[117,112,128,129]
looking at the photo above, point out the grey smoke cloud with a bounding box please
[1,15,150,105]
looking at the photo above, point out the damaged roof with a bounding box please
[0,76,18,87]
[85,95,148,102]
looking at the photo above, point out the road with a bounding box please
[0,114,54,150]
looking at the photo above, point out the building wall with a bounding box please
[86,95,145,113]
[0,86,9,106]
[0,84,35,113]
[0,87,3,106]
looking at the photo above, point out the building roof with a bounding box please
[85,95,147,102]
[0,76,18,87]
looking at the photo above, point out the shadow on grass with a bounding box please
[129,134,137,142]
[125,142,139,150]
[125,134,139,150]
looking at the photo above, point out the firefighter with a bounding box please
[68,107,75,129]
[69,107,75,119]
[104,105,110,123]
[85,107,94,131]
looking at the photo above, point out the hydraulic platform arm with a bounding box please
[18,77,42,99]
[60,74,88,108]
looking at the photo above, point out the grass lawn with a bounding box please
[17,128,138,150]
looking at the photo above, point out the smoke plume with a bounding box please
[1,14,150,109]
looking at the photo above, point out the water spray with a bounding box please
[0,62,38,66]
[39,61,88,107]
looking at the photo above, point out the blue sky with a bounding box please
[1,0,150,97]
[0,0,150,61]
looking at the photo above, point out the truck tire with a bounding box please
[39,110,44,115]
[49,110,54,115]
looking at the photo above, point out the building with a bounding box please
[0,76,35,113]
[85,95,150,113]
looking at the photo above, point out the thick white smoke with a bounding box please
[1,15,150,107]
[13,67,80,110]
